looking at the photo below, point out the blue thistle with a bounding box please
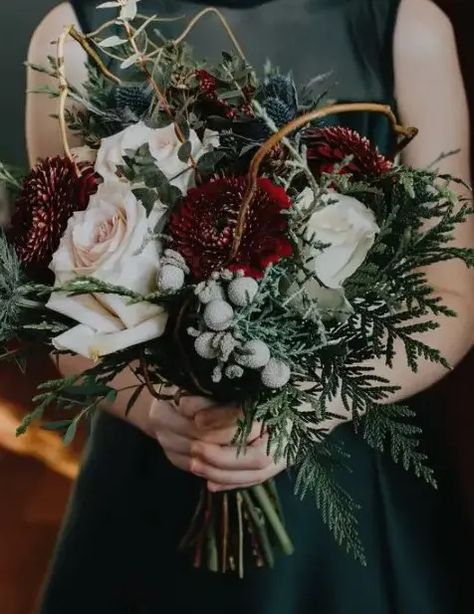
[236,74,299,142]
[113,84,153,119]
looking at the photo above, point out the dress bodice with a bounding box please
[71,0,401,152]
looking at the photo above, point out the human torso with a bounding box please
[71,0,400,124]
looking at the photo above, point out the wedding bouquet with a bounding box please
[1,0,473,575]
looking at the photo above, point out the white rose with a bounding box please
[287,278,353,323]
[148,124,219,193]
[47,182,168,359]
[296,188,379,288]
[95,121,219,193]
[95,122,156,183]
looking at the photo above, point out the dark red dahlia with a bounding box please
[304,126,393,179]
[9,156,98,268]
[169,177,293,280]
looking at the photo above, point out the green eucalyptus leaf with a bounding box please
[143,166,168,189]
[62,381,112,399]
[197,150,226,174]
[133,188,157,213]
[178,141,192,163]
[116,164,136,181]
[175,117,190,141]
[63,419,79,446]
[42,420,73,432]
[159,182,183,207]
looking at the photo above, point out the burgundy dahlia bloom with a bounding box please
[169,176,293,280]
[304,126,393,179]
[9,156,98,268]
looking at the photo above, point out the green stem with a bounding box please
[251,484,294,556]
[243,509,265,568]
[236,492,245,579]
[267,478,285,522]
[241,490,275,568]
[178,482,206,552]
[220,493,229,573]
[206,510,219,573]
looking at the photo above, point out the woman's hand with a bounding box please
[148,394,286,492]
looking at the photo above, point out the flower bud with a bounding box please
[194,332,219,359]
[227,277,259,307]
[235,340,271,369]
[203,300,234,331]
[158,264,185,293]
[261,359,291,389]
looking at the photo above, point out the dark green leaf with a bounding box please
[143,166,168,189]
[62,381,112,398]
[106,388,118,404]
[42,420,73,432]
[133,188,158,214]
[196,150,225,174]
[174,117,190,141]
[63,419,79,446]
[152,64,173,93]
[158,182,183,207]
[148,113,172,129]
[218,89,243,102]
[125,384,145,416]
[177,141,192,163]
[116,164,135,181]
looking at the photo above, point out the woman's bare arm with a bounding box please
[366,0,474,401]
[26,3,162,430]
[26,2,87,165]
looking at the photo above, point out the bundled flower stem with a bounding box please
[181,482,293,577]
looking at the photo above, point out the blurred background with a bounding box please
[0,1,473,613]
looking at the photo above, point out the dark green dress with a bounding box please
[41,1,465,612]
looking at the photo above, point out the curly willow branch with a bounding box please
[173,7,247,61]
[57,6,246,160]
[230,103,419,258]
[68,26,121,84]
[56,26,81,170]
[56,24,122,164]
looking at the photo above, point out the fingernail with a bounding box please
[190,460,205,476]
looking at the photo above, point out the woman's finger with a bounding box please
[198,420,263,445]
[178,394,218,418]
[156,431,193,456]
[191,437,272,471]
[207,459,287,492]
[149,401,198,439]
[189,456,277,486]
[194,405,243,431]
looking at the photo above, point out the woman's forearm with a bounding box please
[53,354,155,433]
[323,288,474,432]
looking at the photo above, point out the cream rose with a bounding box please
[296,188,379,288]
[286,275,353,323]
[95,122,155,183]
[46,182,168,358]
[95,121,219,192]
